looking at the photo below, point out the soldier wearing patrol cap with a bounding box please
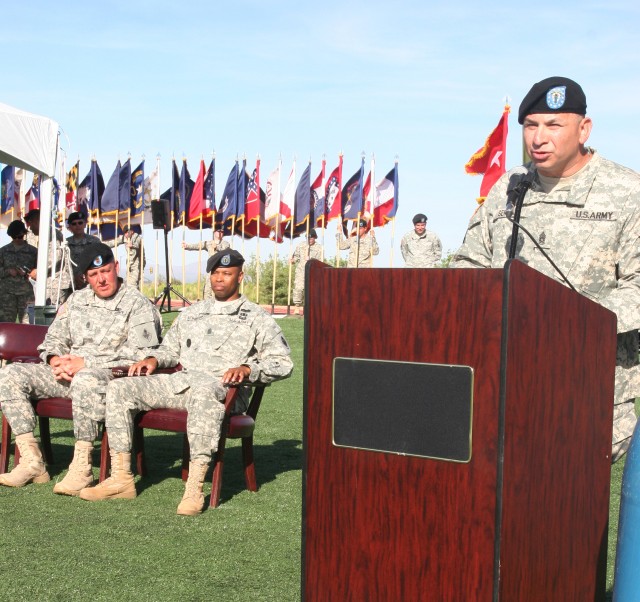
[182,228,230,300]
[0,220,38,323]
[452,76,640,461]
[290,228,324,314]
[336,218,379,268]
[82,248,293,515]
[64,211,101,295]
[401,213,442,268]
[0,242,162,494]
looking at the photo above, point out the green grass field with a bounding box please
[0,317,633,600]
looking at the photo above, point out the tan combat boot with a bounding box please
[176,461,209,516]
[78,451,136,501]
[0,432,50,487]
[53,440,95,496]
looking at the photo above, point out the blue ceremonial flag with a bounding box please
[87,160,105,221]
[204,158,215,214]
[101,160,122,221]
[131,161,144,218]
[294,162,311,227]
[219,161,239,234]
[1,165,15,216]
[118,159,132,214]
[341,157,364,223]
[159,160,180,229]
[236,158,248,225]
[178,159,194,226]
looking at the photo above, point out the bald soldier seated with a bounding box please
[80,249,293,515]
[0,243,162,494]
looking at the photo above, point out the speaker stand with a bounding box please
[152,225,191,313]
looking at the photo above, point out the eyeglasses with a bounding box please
[69,221,85,226]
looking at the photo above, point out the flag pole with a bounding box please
[270,157,281,314]
[255,154,261,304]
[154,153,161,299]
[286,158,296,314]
[139,154,146,292]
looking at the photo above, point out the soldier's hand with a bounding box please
[222,365,251,386]
[29,268,37,279]
[129,357,158,376]
[52,354,85,381]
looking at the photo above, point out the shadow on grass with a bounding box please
[103,432,304,504]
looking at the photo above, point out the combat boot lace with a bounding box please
[0,433,50,487]
[79,451,136,501]
[176,461,209,516]
[53,440,95,496]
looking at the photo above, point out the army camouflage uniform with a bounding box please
[105,294,293,461]
[401,229,443,267]
[183,238,230,300]
[0,240,38,323]
[26,228,71,305]
[291,241,324,306]
[0,283,161,442]
[451,152,640,460]
[106,232,145,288]
[337,232,379,268]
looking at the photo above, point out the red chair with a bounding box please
[0,322,108,480]
[101,382,267,507]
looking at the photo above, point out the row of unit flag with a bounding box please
[2,155,399,240]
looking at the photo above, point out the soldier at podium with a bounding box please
[451,76,640,462]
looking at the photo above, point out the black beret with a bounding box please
[24,209,40,222]
[518,76,587,124]
[308,228,318,239]
[76,242,114,274]
[206,249,245,273]
[7,220,27,238]
[357,219,367,228]
[413,213,427,224]
[67,211,85,224]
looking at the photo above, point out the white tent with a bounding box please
[0,102,59,305]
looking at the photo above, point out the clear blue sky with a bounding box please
[2,0,639,267]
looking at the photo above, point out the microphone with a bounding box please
[505,166,535,219]
[506,167,535,259]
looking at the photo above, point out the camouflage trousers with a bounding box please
[105,372,227,462]
[292,272,304,306]
[0,293,33,324]
[126,266,142,289]
[0,363,114,441]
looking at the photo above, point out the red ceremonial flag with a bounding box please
[186,159,213,229]
[465,105,510,203]
[324,154,343,223]
[244,159,272,238]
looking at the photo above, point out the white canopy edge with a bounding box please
[0,101,59,178]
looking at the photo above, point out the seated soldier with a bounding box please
[80,249,293,515]
[0,243,161,494]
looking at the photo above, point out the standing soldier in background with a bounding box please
[106,225,145,288]
[401,213,443,267]
[0,220,37,323]
[290,228,323,315]
[336,219,379,268]
[24,209,70,306]
[63,211,101,295]
[182,228,230,300]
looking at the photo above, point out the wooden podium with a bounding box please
[302,260,615,601]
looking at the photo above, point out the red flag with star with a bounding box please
[465,105,510,203]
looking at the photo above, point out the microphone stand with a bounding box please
[152,223,191,313]
[507,175,534,259]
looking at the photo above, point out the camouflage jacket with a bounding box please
[292,242,324,275]
[401,229,442,267]
[150,295,293,387]
[183,239,230,257]
[39,282,161,367]
[337,232,379,267]
[0,241,38,296]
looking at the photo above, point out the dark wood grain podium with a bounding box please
[302,260,616,601]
